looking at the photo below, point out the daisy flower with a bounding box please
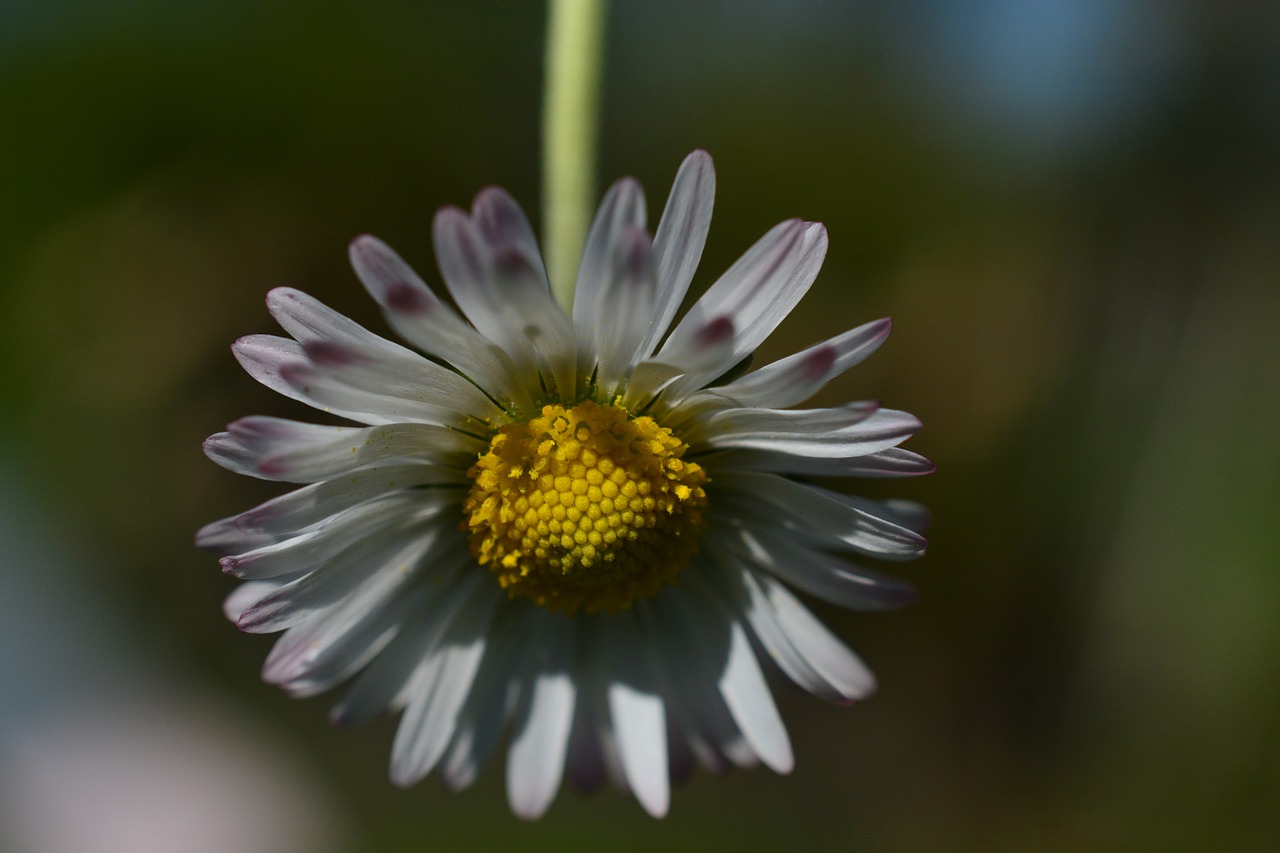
[199,150,932,819]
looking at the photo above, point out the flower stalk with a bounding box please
[542,0,607,310]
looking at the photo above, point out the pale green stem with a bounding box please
[542,0,607,311]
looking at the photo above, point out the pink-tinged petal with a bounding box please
[697,407,921,459]
[219,491,442,580]
[236,517,453,632]
[349,235,531,410]
[434,205,576,398]
[202,463,462,547]
[705,317,894,409]
[623,315,736,410]
[659,219,827,393]
[208,417,480,484]
[222,580,281,623]
[573,178,652,386]
[266,288,414,360]
[260,569,449,696]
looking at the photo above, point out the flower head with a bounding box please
[199,151,932,818]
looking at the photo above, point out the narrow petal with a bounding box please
[506,614,576,820]
[659,219,827,393]
[695,406,921,460]
[622,316,735,410]
[678,574,794,773]
[440,605,532,791]
[712,471,928,559]
[236,517,455,631]
[262,563,451,697]
[328,568,477,727]
[698,317,893,409]
[716,524,918,610]
[602,610,669,817]
[349,235,531,410]
[390,577,501,787]
[223,580,280,622]
[219,492,443,580]
[707,557,877,703]
[573,178,647,360]
[198,463,461,548]
[680,400,880,444]
[434,204,576,399]
[575,225,659,393]
[706,446,935,478]
[642,150,716,360]
[207,418,480,484]
[266,287,417,361]
[298,338,502,424]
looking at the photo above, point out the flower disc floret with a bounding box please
[464,401,708,613]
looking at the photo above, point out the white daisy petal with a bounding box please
[348,235,530,410]
[577,225,659,393]
[708,557,877,703]
[197,518,279,557]
[674,574,793,774]
[506,614,576,820]
[573,178,647,357]
[297,338,502,423]
[219,492,439,580]
[680,400,880,442]
[440,605,531,792]
[328,566,476,727]
[208,418,480,484]
[707,445,935,478]
[644,150,716,360]
[602,610,669,818]
[260,574,439,697]
[236,517,456,632]
[434,203,577,398]
[472,187,578,396]
[714,471,928,559]
[277,360,487,428]
[697,406,921,459]
[698,317,894,409]
[712,518,917,612]
[199,463,461,547]
[623,315,736,409]
[638,598,747,773]
[390,575,500,787]
[222,580,280,622]
[266,287,415,362]
[660,219,827,393]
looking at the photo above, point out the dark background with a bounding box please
[1,1,1278,851]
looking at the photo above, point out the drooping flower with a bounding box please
[199,151,932,819]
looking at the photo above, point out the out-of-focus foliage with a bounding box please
[1,1,1277,851]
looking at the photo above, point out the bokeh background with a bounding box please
[2,1,1278,851]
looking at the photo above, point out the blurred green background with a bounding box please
[2,1,1278,851]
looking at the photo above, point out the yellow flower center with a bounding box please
[464,401,708,614]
